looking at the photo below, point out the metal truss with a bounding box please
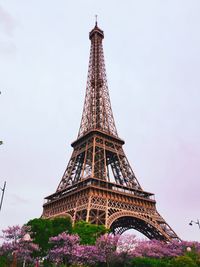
[56,134,141,191]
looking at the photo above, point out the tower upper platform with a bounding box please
[89,22,104,40]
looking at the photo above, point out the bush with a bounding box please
[26,217,72,257]
[72,221,108,245]
[170,255,197,267]
[129,257,170,267]
[186,250,200,266]
[0,255,8,267]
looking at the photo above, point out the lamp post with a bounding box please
[189,219,200,229]
[0,181,6,211]
[11,251,17,267]
[11,233,32,267]
[0,91,2,145]
[22,233,32,267]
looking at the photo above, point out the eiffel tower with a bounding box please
[42,21,179,241]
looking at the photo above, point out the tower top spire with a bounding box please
[78,19,117,138]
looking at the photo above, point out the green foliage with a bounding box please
[170,255,197,267]
[51,217,72,236]
[26,217,72,257]
[186,250,200,266]
[27,218,52,256]
[129,256,199,267]
[72,221,108,245]
[129,257,171,267]
[0,255,8,267]
[42,259,55,267]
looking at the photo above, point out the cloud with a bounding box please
[0,41,16,55]
[0,5,16,55]
[9,194,29,206]
[0,5,15,36]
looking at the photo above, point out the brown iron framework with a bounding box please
[42,22,179,241]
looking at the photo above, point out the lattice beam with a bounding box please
[56,135,141,191]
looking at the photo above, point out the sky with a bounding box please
[0,0,200,241]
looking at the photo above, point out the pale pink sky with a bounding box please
[0,0,200,241]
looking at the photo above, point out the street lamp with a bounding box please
[189,219,200,229]
[0,181,6,211]
[11,251,17,267]
[22,233,32,267]
[11,233,32,267]
[0,91,3,146]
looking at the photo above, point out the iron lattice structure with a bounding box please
[42,23,179,241]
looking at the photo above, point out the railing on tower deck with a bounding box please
[43,177,155,204]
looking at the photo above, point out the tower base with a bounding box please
[42,177,179,241]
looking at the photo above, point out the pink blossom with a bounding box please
[48,232,80,264]
[73,245,104,265]
[130,239,200,258]
[96,234,120,264]
[0,225,39,264]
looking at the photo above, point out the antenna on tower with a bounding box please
[95,14,98,26]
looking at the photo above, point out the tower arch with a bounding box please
[108,211,171,241]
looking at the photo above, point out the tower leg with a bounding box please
[86,196,92,222]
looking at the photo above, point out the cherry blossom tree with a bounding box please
[48,232,80,265]
[130,239,200,259]
[116,234,138,265]
[96,234,120,267]
[0,225,39,265]
[72,244,104,266]
[49,232,109,266]
[117,234,137,254]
